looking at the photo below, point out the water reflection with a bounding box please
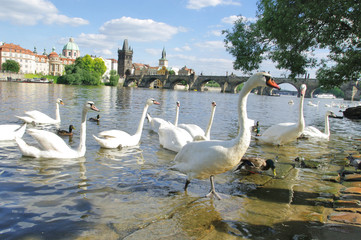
[1,82,361,239]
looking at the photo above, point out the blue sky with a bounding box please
[1,0,318,79]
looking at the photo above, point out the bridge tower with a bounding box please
[118,39,133,77]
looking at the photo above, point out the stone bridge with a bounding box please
[124,74,360,100]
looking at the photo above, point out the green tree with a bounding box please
[2,60,20,73]
[57,55,104,85]
[223,0,361,87]
[106,70,120,86]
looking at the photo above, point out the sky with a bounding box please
[1,0,318,81]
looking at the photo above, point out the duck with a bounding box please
[257,84,306,145]
[57,125,75,136]
[147,101,180,133]
[16,98,64,124]
[178,101,217,140]
[0,123,27,141]
[235,156,276,176]
[300,111,336,140]
[89,114,100,122]
[15,101,99,159]
[172,72,280,199]
[346,154,361,171]
[93,98,160,148]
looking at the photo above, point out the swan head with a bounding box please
[176,101,180,107]
[57,98,64,105]
[326,111,336,117]
[146,98,160,106]
[212,101,216,107]
[300,84,307,96]
[85,101,99,112]
[251,72,280,90]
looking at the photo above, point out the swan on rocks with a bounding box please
[172,72,280,199]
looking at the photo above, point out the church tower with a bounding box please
[158,47,168,68]
[118,39,133,77]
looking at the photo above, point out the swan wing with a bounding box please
[27,129,71,152]
[178,124,205,138]
[98,130,131,139]
[259,122,301,145]
[0,124,26,140]
[25,110,56,123]
[159,125,193,152]
[302,126,328,139]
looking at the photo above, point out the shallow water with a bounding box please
[0,82,360,239]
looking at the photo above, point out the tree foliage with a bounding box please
[223,0,361,87]
[106,70,120,86]
[2,60,20,73]
[57,54,105,85]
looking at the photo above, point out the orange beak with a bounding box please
[266,78,281,90]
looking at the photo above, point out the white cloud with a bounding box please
[221,15,257,24]
[145,48,160,56]
[0,0,89,26]
[99,17,182,42]
[186,0,241,10]
[209,30,222,37]
[174,45,192,52]
[194,41,225,50]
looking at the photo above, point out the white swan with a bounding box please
[193,101,217,141]
[0,124,26,141]
[15,101,99,159]
[147,101,180,133]
[157,101,193,153]
[16,98,64,124]
[301,110,336,140]
[178,102,216,139]
[307,100,319,107]
[173,72,280,199]
[257,84,306,145]
[93,98,160,148]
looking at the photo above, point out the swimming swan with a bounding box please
[16,98,64,124]
[0,124,26,141]
[147,101,180,133]
[301,110,336,140]
[93,98,160,148]
[15,101,99,159]
[257,84,306,145]
[173,72,280,199]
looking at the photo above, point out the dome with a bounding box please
[49,52,59,57]
[63,37,79,51]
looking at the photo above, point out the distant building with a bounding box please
[62,37,80,59]
[179,65,194,76]
[118,39,133,77]
[158,47,168,68]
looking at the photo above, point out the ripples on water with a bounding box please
[0,82,360,239]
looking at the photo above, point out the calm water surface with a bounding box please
[0,82,360,239]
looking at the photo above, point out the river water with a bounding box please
[0,82,360,239]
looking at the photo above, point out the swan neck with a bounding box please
[55,102,61,121]
[174,105,179,126]
[298,94,305,130]
[135,103,149,136]
[204,106,216,139]
[78,108,88,156]
[324,114,330,135]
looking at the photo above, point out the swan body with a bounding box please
[158,124,193,152]
[173,72,280,199]
[301,111,336,140]
[257,84,306,145]
[16,98,64,124]
[288,100,294,105]
[15,101,99,159]
[147,101,180,133]
[57,125,75,136]
[0,124,26,141]
[93,98,160,148]
[308,101,319,107]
